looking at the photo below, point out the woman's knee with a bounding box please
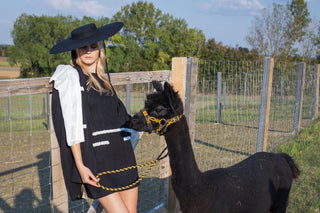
[119,187,138,213]
[98,192,129,213]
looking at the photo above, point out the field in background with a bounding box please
[0,57,20,79]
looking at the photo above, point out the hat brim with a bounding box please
[50,22,124,54]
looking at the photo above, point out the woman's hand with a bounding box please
[70,143,100,187]
[78,164,100,187]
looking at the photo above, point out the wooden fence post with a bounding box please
[293,62,306,133]
[312,64,320,120]
[257,57,274,152]
[171,57,198,149]
[49,94,69,212]
[167,57,198,212]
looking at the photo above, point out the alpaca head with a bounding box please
[130,81,184,134]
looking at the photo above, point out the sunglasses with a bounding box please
[79,43,99,52]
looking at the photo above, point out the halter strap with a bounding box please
[141,109,183,135]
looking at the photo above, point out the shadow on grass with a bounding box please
[0,151,167,213]
[0,151,90,213]
[198,119,292,134]
[194,139,252,157]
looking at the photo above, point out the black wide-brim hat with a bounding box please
[49,22,124,54]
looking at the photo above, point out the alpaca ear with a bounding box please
[164,82,178,113]
[152,81,164,92]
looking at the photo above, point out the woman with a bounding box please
[49,22,139,213]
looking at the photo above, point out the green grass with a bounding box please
[274,119,320,213]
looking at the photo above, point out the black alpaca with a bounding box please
[131,81,300,213]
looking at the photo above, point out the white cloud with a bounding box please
[198,0,264,15]
[48,0,71,10]
[0,19,12,26]
[75,1,109,16]
[47,0,111,17]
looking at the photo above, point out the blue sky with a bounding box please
[0,0,319,48]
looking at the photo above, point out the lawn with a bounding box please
[274,119,320,212]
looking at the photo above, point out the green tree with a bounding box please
[10,14,76,77]
[201,38,259,62]
[0,45,13,57]
[113,1,161,48]
[314,22,320,63]
[112,1,164,71]
[297,19,318,63]
[10,2,217,77]
[246,3,293,60]
[157,14,205,59]
[246,0,311,61]
[107,35,144,72]
[9,14,117,77]
[201,38,225,61]
[289,0,311,43]
[113,1,205,71]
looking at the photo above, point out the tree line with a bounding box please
[7,1,320,78]
[0,45,12,57]
[246,0,320,64]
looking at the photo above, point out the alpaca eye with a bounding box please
[154,106,167,115]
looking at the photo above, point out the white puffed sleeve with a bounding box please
[50,65,84,146]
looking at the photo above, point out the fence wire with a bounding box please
[195,60,263,170]
[194,60,316,173]
[0,77,171,213]
[0,87,52,212]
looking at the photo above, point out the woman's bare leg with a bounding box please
[98,187,138,213]
[98,192,129,213]
[119,187,138,213]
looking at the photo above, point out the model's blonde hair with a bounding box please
[71,40,113,95]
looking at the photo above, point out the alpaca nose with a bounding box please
[131,117,138,125]
[132,114,139,121]
[130,114,140,127]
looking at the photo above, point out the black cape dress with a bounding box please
[51,66,139,200]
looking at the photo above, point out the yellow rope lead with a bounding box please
[96,147,168,191]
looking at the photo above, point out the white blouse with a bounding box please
[50,65,84,146]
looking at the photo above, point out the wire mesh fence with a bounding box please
[194,60,264,170]
[193,60,317,173]
[0,86,52,212]
[0,72,171,213]
[0,59,319,213]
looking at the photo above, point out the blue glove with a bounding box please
[121,128,143,149]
